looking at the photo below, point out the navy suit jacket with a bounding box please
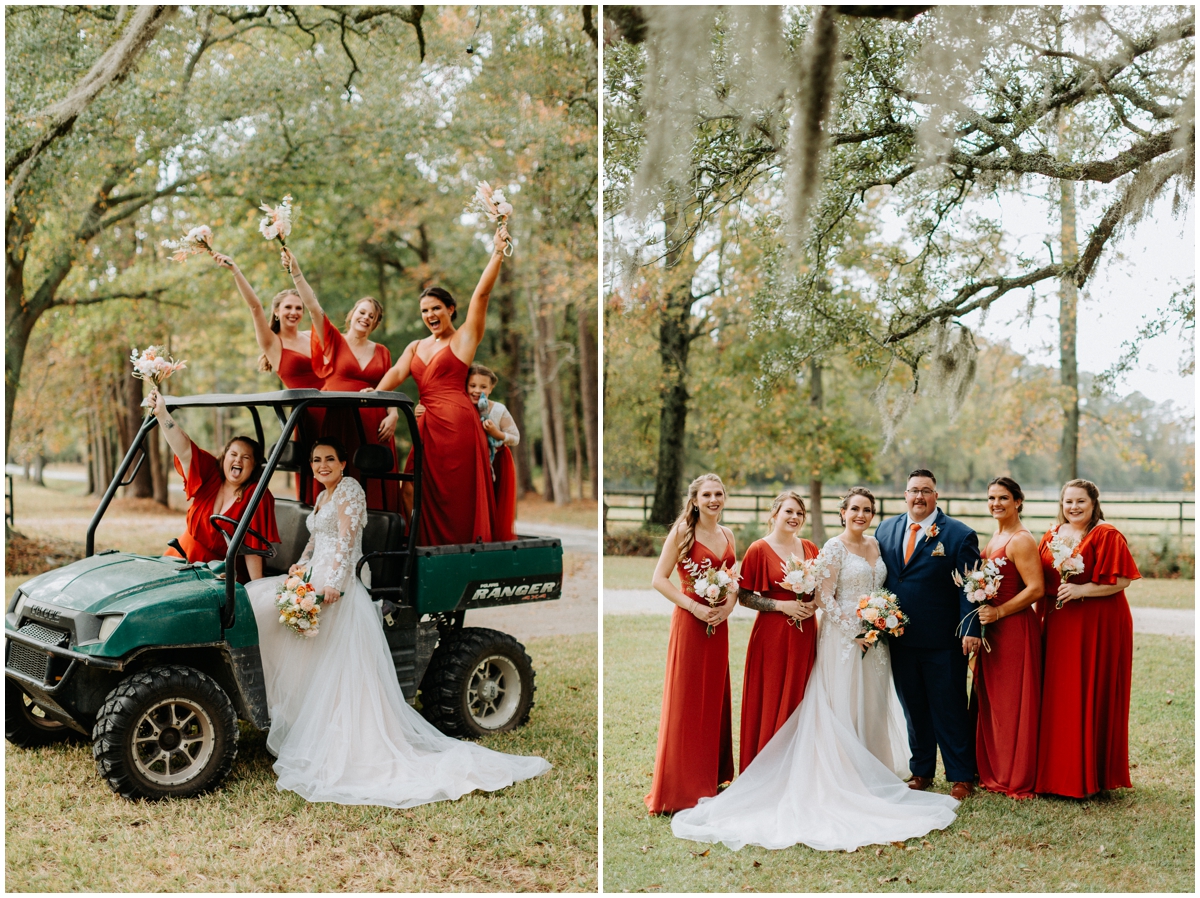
[878,508,981,649]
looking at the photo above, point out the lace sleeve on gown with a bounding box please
[817,537,858,637]
[329,478,368,595]
[296,530,315,569]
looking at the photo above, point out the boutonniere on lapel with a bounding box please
[931,542,946,557]
[928,523,940,538]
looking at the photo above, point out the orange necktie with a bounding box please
[904,522,922,565]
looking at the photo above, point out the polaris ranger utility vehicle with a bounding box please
[5,390,563,799]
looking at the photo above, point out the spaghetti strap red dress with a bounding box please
[975,538,1042,798]
[737,537,820,773]
[402,347,497,546]
[1035,523,1141,797]
[310,318,398,511]
[164,439,279,583]
[645,537,736,815]
[275,344,325,502]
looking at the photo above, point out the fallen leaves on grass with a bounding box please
[6,531,84,576]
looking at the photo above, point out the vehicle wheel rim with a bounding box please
[20,692,64,731]
[466,654,522,730]
[131,696,216,786]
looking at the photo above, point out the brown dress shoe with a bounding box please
[951,781,975,800]
[907,776,932,791]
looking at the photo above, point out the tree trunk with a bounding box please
[1058,178,1080,483]
[577,297,599,500]
[125,364,153,498]
[649,205,696,528]
[571,386,584,501]
[497,265,534,497]
[528,281,566,504]
[31,451,45,487]
[808,359,827,544]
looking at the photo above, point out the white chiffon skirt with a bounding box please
[671,624,958,851]
[246,573,550,808]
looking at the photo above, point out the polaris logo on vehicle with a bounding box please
[27,605,61,622]
[462,576,562,609]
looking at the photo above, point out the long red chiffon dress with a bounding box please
[974,537,1042,798]
[164,439,280,583]
[645,536,736,815]
[1035,522,1141,797]
[275,344,325,502]
[737,537,820,773]
[402,347,497,546]
[310,318,398,511]
[493,445,518,542]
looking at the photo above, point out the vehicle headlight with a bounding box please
[11,591,26,619]
[98,615,124,642]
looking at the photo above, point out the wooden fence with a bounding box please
[604,489,1195,537]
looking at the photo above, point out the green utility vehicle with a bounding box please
[5,390,563,800]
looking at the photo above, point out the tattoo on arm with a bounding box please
[738,587,776,613]
[164,420,175,430]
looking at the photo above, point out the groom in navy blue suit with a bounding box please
[877,469,981,800]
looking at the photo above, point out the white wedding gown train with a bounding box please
[246,477,549,808]
[671,537,957,851]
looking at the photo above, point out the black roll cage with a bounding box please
[85,390,423,633]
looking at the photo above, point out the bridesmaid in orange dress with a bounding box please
[215,252,325,500]
[282,248,399,511]
[645,473,738,814]
[1035,479,1141,798]
[373,226,508,546]
[736,490,819,772]
[973,476,1044,798]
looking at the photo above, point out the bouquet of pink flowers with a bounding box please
[469,181,515,255]
[681,556,736,637]
[130,346,187,408]
[259,194,293,246]
[777,550,829,630]
[165,225,215,262]
[1047,528,1086,608]
[855,588,908,655]
[953,557,1005,649]
[275,569,323,638]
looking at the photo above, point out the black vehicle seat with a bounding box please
[267,499,313,575]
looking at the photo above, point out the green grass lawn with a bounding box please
[6,633,597,892]
[603,556,1195,608]
[603,616,1194,892]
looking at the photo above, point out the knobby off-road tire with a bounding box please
[5,679,80,748]
[93,665,238,800]
[419,627,536,738]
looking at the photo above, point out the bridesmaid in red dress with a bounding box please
[646,473,738,814]
[1035,479,1141,798]
[281,249,399,511]
[149,388,279,583]
[973,476,1044,798]
[372,227,508,546]
[736,490,819,772]
[214,252,325,500]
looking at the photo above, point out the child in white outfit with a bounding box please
[467,364,519,472]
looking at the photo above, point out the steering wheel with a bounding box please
[209,515,277,559]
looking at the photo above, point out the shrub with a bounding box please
[1128,532,1195,579]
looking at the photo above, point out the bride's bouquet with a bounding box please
[952,557,1004,650]
[777,551,829,631]
[681,557,735,637]
[130,346,187,409]
[1047,528,1086,608]
[165,225,216,262]
[469,181,515,256]
[275,568,323,638]
[855,588,908,656]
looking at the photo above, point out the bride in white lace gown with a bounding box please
[245,444,549,807]
[672,489,957,851]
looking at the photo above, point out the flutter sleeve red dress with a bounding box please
[166,440,279,582]
[310,318,398,511]
[975,537,1042,798]
[1035,522,1140,797]
[401,347,497,546]
[645,536,736,815]
[737,537,820,773]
